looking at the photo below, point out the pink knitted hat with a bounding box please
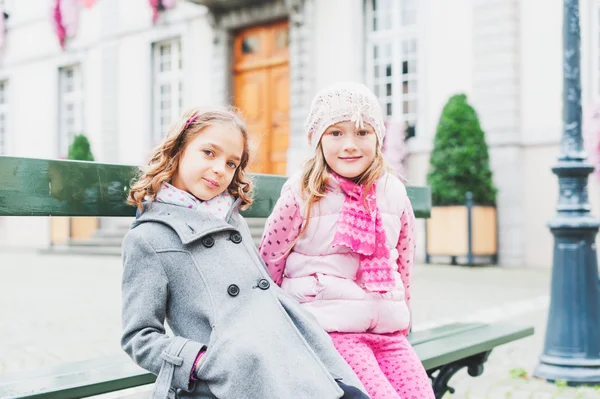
[305,82,386,150]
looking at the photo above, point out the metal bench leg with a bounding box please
[427,351,491,399]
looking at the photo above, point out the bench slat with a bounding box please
[415,323,534,371]
[406,185,431,218]
[0,156,431,219]
[0,355,153,399]
[0,323,533,399]
[409,322,486,346]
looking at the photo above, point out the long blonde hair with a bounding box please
[297,142,388,239]
[127,106,253,211]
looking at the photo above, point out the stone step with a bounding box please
[93,228,130,240]
[249,226,265,238]
[246,217,267,227]
[42,245,122,257]
[247,218,266,243]
[69,237,124,247]
[104,216,135,229]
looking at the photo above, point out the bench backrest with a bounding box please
[0,156,431,218]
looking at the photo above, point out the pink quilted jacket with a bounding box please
[259,172,416,334]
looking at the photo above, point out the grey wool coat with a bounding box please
[121,200,369,399]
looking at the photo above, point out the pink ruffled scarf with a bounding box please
[331,173,396,293]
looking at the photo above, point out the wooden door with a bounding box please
[233,21,290,174]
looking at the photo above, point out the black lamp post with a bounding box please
[534,0,600,384]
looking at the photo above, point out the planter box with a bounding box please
[71,217,99,239]
[426,204,497,265]
[50,217,99,244]
[50,217,70,245]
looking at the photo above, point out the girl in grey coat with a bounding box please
[122,106,370,399]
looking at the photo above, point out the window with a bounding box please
[366,0,419,128]
[0,80,7,155]
[58,65,83,157]
[152,38,182,144]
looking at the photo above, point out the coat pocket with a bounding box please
[192,330,218,380]
[313,274,366,300]
[281,275,325,303]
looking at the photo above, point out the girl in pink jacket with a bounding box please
[259,82,434,399]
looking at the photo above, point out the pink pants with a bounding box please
[330,332,435,399]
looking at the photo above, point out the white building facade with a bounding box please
[1,0,600,268]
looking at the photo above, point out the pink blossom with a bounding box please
[77,0,97,8]
[52,0,80,49]
[161,0,177,9]
[382,120,409,182]
[149,0,176,23]
[60,0,79,37]
[53,0,66,48]
[149,0,161,23]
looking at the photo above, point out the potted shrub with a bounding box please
[426,94,498,265]
[68,134,95,161]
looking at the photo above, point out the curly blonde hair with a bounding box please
[127,106,253,211]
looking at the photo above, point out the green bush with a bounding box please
[68,134,95,161]
[427,94,497,205]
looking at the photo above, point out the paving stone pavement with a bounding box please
[1,250,599,398]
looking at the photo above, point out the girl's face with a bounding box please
[320,121,377,179]
[171,122,244,201]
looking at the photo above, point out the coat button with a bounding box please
[230,232,243,244]
[202,236,215,248]
[257,279,270,290]
[227,284,240,297]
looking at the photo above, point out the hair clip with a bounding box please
[184,114,199,129]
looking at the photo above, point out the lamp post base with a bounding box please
[535,358,600,385]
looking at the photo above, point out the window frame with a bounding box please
[151,37,183,145]
[365,0,419,127]
[58,64,84,158]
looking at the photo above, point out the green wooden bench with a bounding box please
[0,156,534,399]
